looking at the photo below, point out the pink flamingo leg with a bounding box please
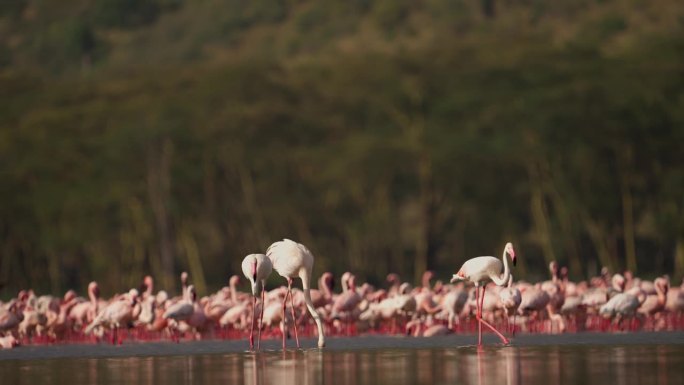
[249,295,256,350]
[287,278,300,348]
[476,285,482,346]
[257,288,265,350]
[512,314,517,336]
[282,287,289,350]
[478,285,509,345]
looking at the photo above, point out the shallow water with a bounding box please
[1,334,683,385]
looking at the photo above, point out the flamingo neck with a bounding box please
[656,284,667,305]
[230,280,238,303]
[422,274,431,289]
[491,247,511,287]
[320,276,332,299]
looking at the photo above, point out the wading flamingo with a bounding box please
[267,239,326,349]
[451,242,516,346]
[241,253,272,350]
[499,274,522,335]
[85,289,139,344]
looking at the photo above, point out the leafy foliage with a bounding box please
[1,0,683,296]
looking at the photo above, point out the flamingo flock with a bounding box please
[1,239,683,350]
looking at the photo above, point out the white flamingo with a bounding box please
[163,284,206,341]
[599,290,643,330]
[450,242,516,346]
[85,289,139,344]
[267,239,325,349]
[241,253,272,350]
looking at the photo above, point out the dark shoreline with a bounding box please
[1,331,683,361]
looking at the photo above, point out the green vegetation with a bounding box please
[1,0,683,296]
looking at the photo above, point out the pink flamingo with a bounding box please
[519,286,551,332]
[450,242,516,346]
[68,281,101,329]
[499,275,521,335]
[267,239,326,349]
[331,274,362,334]
[666,278,684,313]
[241,253,272,350]
[85,289,139,344]
[414,271,441,316]
[204,276,241,322]
[637,277,669,316]
[310,272,334,309]
[137,277,156,329]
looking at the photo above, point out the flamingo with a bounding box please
[310,272,334,309]
[241,253,272,350]
[267,238,326,349]
[386,273,401,297]
[414,271,441,316]
[0,301,23,335]
[518,286,551,330]
[599,289,643,330]
[637,277,669,316]
[85,289,139,344]
[666,278,684,313]
[18,304,47,340]
[163,284,206,341]
[499,275,522,335]
[331,274,363,334]
[450,242,516,346]
[68,281,102,329]
[204,276,241,322]
[439,285,468,329]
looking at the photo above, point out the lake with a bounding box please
[1,332,683,385]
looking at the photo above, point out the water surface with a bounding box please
[1,333,683,385]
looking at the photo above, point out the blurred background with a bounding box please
[0,0,683,298]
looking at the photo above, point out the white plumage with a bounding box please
[241,253,272,350]
[600,293,640,318]
[242,254,272,297]
[267,238,325,348]
[450,242,516,346]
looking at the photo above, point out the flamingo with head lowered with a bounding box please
[451,242,516,346]
[267,239,326,349]
[241,253,272,350]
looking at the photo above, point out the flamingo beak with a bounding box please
[509,248,516,266]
